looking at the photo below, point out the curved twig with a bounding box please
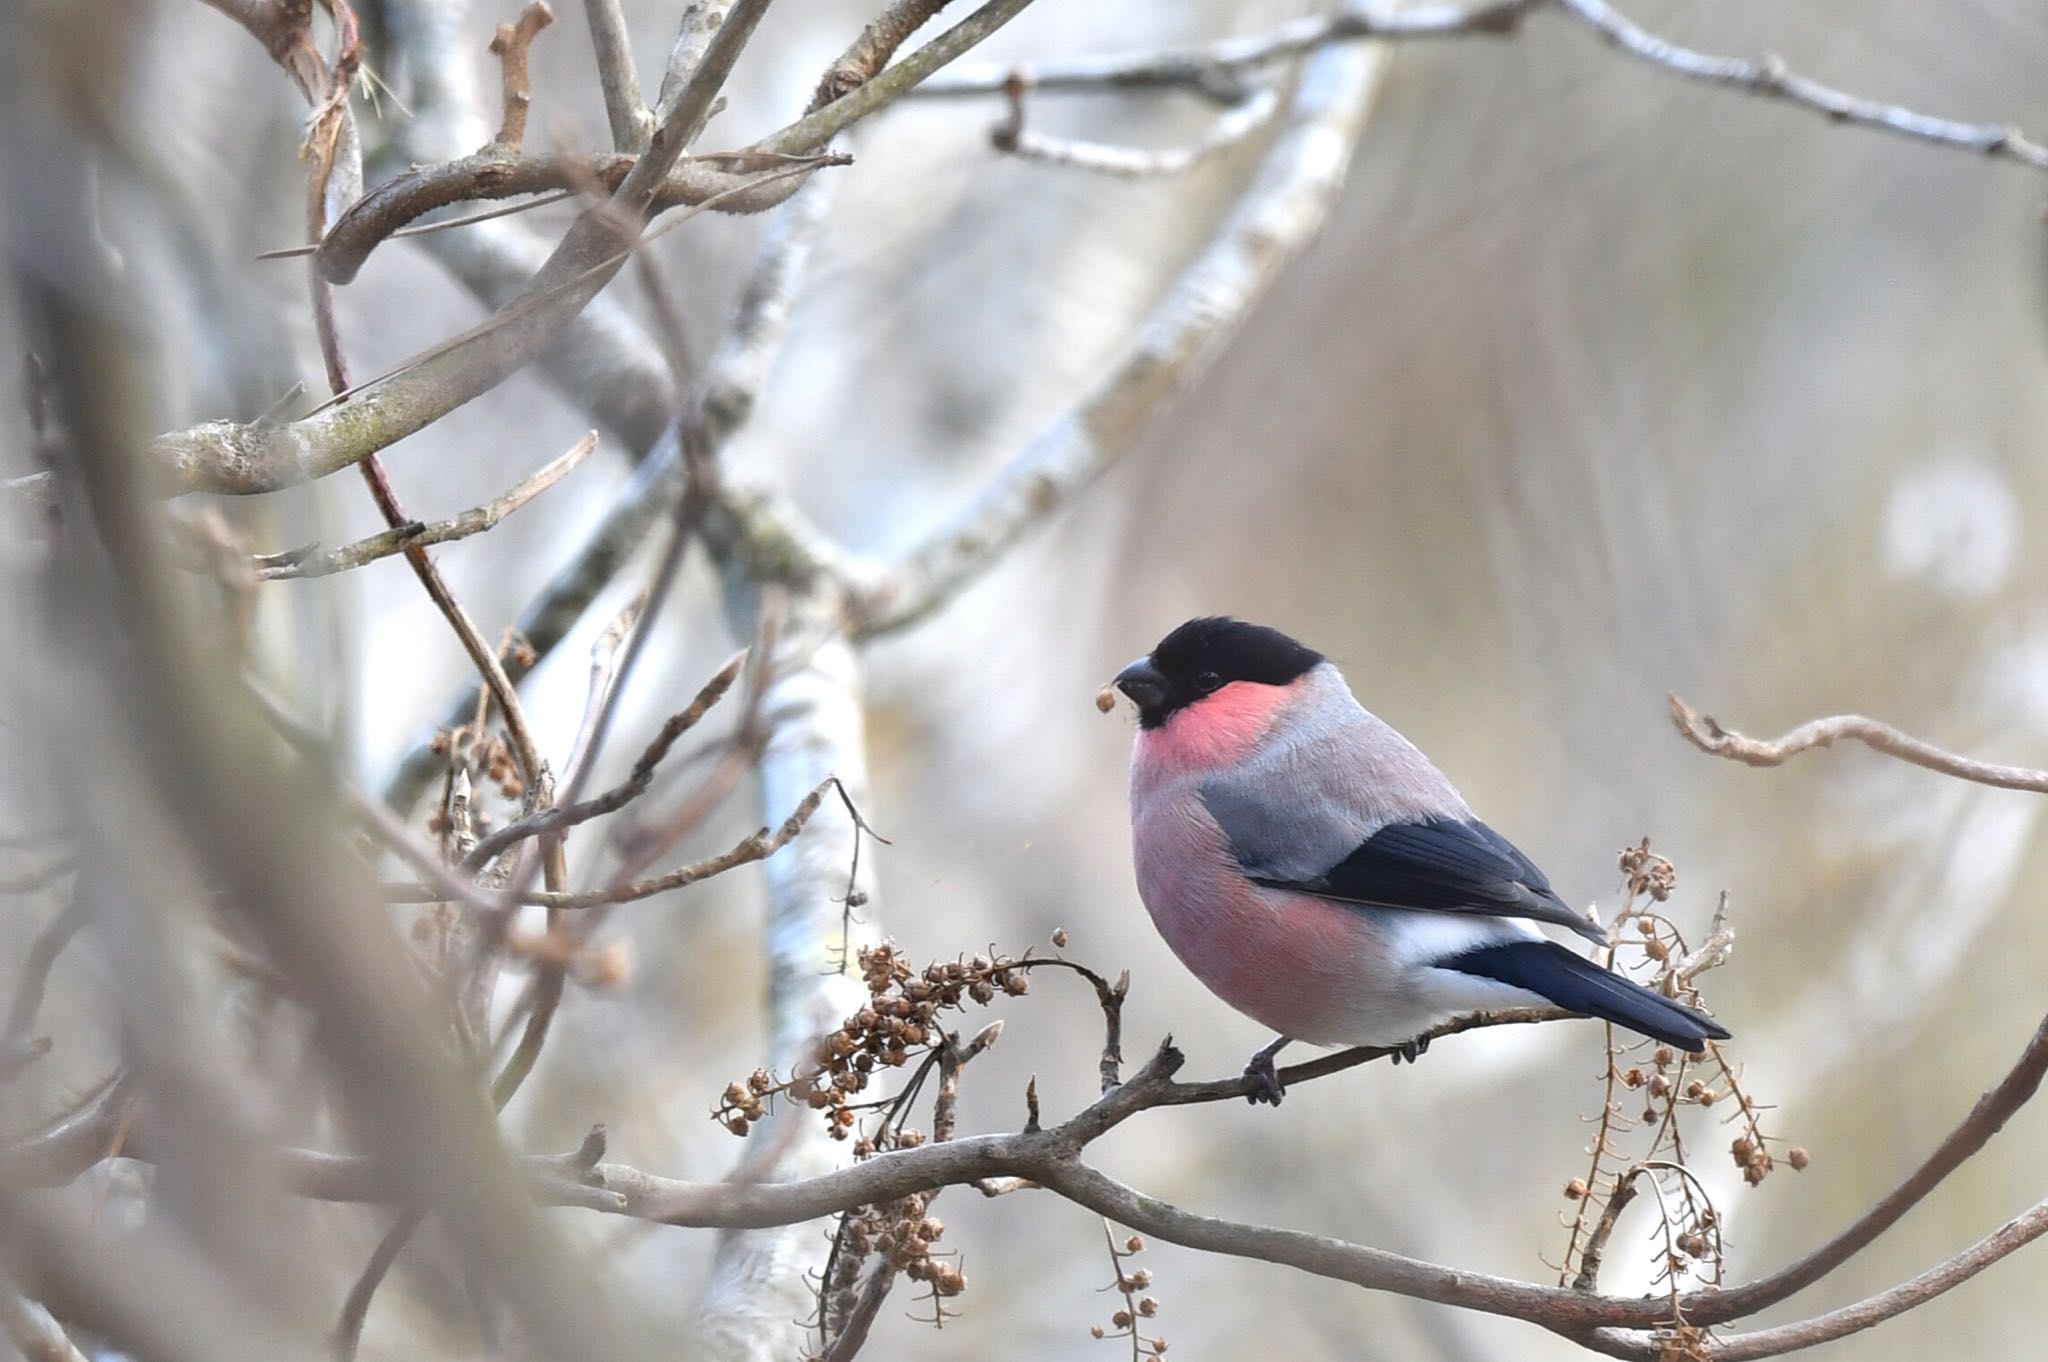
[1553,0,2048,174]
[1669,695,2048,793]
[255,432,596,579]
[313,149,835,285]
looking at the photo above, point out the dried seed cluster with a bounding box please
[427,727,528,805]
[716,942,1030,1141]
[1090,1230,1166,1357]
[1619,838,1677,902]
[1557,839,1804,1306]
[1656,1321,1711,1362]
[820,1191,963,1326]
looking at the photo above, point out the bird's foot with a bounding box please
[1243,1050,1287,1106]
[1390,1034,1432,1066]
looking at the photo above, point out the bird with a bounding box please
[1111,616,1729,1104]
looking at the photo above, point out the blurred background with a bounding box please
[4,1,2048,1359]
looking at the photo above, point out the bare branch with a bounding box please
[1673,1011,2048,1328]
[333,1208,427,1362]
[992,78,1280,177]
[154,0,795,500]
[1552,0,2048,174]
[755,0,1046,155]
[653,1,737,123]
[488,2,556,151]
[0,901,85,1080]
[561,594,645,794]
[380,181,836,813]
[0,1285,89,1362]
[460,650,748,872]
[582,0,651,148]
[687,626,886,1360]
[1642,1198,2048,1360]
[1570,1169,1641,1295]
[152,158,835,497]
[808,0,959,114]
[657,0,774,153]
[387,775,841,909]
[916,0,1537,99]
[16,1002,2043,1355]
[1669,694,2048,793]
[255,431,596,579]
[375,0,678,456]
[850,41,1388,634]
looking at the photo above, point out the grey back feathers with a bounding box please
[1198,664,1471,881]
[1201,664,1605,944]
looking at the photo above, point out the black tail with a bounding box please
[1443,940,1731,1053]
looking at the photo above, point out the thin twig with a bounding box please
[358,449,548,789]
[152,100,829,498]
[461,650,748,873]
[255,432,596,578]
[380,178,834,815]
[0,1286,90,1362]
[488,2,556,151]
[0,902,86,1080]
[226,0,549,801]
[1624,1198,2048,1360]
[305,159,847,423]
[991,80,1281,177]
[1676,1011,2048,1327]
[850,36,1388,634]
[1669,694,2048,792]
[808,0,959,114]
[1552,0,2048,174]
[333,1208,426,1362]
[755,0,1047,155]
[560,594,644,795]
[655,0,774,153]
[915,0,1537,100]
[1571,1169,1642,1294]
[582,0,651,148]
[393,773,838,908]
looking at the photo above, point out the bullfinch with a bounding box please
[1113,617,1729,1104]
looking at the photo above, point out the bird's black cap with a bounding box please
[1115,617,1324,728]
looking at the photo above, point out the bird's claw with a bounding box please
[1390,1035,1431,1065]
[1243,1051,1286,1106]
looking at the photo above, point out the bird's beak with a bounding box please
[1113,657,1167,711]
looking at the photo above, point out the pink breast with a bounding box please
[1132,792,1380,1042]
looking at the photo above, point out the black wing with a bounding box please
[1248,817,1605,943]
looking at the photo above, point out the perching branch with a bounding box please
[20,1003,2039,1355]
[1668,694,2048,793]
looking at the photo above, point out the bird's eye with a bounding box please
[1196,671,1223,693]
